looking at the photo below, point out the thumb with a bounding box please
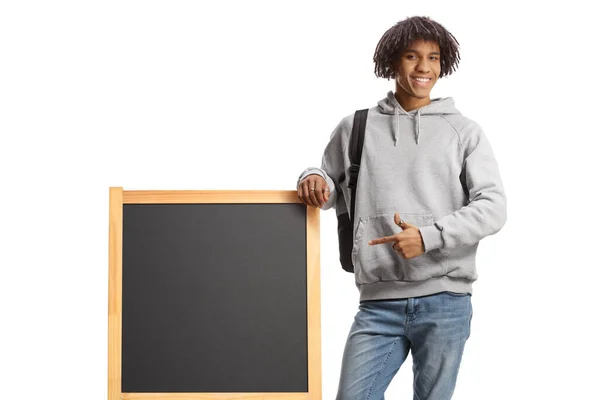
[394,213,415,229]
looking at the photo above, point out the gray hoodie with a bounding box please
[298,91,507,301]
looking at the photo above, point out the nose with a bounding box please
[416,58,430,73]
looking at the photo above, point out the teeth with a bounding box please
[414,77,430,82]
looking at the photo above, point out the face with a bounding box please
[393,39,441,103]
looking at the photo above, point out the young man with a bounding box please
[296,16,507,400]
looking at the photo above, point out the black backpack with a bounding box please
[337,109,368,273]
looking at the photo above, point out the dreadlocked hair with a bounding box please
[373,16,460,79]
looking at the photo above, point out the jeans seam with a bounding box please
[366,337,400,400]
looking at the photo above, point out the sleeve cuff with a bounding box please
[297,168,333,191]
[419,224,444,252]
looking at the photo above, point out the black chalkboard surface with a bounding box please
[122,203,307,392]
[108,189,321,400]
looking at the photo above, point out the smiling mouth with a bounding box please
[411,77,432,86]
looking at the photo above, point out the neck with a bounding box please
[394,88,431,112]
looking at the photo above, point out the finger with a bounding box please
[313,180,325,206]
[323,186,330,203]
[306,179,321,208]
[304,184,317,207]
[395,213,408,228]
[392,242,406,257]
[368,236,395,245]
[298,181,308,205]
[315,176,330,205]
[297,181,306,204]
[300,180,316,207]
[308,189,320,208]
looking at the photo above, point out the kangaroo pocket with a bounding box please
[352,213,447,285]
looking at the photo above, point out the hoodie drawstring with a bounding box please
[416,110,421,144]
[393,105,423,145]
[393,107,399,146]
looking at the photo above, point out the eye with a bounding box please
[430,56,439,61]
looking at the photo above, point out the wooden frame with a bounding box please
[108,188,321,400]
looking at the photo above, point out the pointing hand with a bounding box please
[368,213,425,259]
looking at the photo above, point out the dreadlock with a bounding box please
[373,16,460,79]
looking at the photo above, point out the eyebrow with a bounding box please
[404,49,440,55]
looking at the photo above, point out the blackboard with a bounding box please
[108,189,321,400]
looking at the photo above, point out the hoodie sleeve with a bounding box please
[296,116,352,212]
[419,121,507,251]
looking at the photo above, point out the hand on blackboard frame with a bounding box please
[298,174,330,208]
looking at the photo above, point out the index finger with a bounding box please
[368,236,396,245]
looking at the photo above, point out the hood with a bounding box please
[377,91,461,145]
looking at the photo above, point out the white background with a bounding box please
[1,1,599,399]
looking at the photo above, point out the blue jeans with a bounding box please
[336,291,473,400]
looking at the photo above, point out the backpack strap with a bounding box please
[348,109,369,226]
